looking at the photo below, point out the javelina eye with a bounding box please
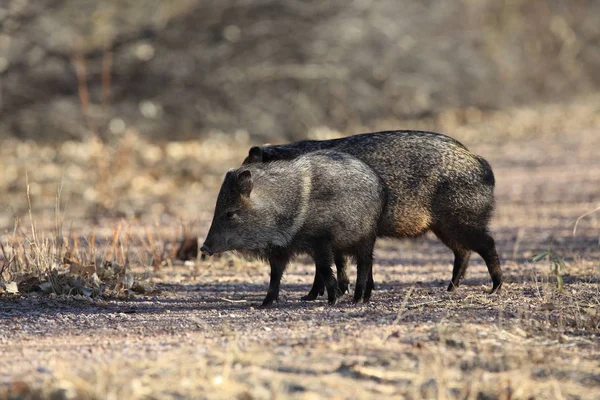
[225,211,236,220]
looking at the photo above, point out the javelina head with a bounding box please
[202,169,264,255]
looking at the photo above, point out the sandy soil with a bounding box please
[1,130,599,399]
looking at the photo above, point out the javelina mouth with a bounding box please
[200,245,214,256]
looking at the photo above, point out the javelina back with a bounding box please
[202,150,386,307]
[244,130,503,295]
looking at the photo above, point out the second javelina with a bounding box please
[243,130,503,297]
[201,150,386,307]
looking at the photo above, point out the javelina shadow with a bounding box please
[0,279,456,319]
[2,271,593,321]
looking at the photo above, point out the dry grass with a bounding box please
[3,327,598,400]
[1,264,598,399]
[0,196,176,299]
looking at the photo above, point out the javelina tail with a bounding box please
[476,156,495,187]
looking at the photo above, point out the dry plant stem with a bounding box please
[573,205,600,236]
[393,286,415,324]
[102,45,112,108]
[512,227,525,260]
[71,41,96,138]
[26,171,37,247]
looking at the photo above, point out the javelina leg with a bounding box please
[465,230,503,294]
[353,243,374,304]
[432,227,473,292]
[302,250,347,300]
[313,243,339,305]
[363,267,375,303]
[334,252,350,294]
[476,236,503,294]
[260,252,291,308]
[301,272,325,301]
[447,248,471,292]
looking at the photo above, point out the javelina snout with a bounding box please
[203,150,385,307]
[200,244,213,256]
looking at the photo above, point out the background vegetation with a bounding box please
[1,0,599,142]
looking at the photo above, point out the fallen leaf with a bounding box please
[5,281,19,294]
[69,263,96,277]
[123,274,134,289]
[91,273,102,286]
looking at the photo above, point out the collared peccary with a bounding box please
[201,150,386,307]
[243,130,503,296]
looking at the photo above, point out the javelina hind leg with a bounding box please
[353,242,375,304]
[334,252,350,294]
[313,243,340,305]
[477,240,503,294]
[260,252,291,308]
[432,227,473,292]
[447,248,471,292]
[465,230,503,294]
[301,273,325,301]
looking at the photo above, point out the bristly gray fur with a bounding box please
[203,150,386,306]
[243,129,503,295]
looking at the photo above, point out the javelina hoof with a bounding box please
[352,290,367,305]
[301,292,320,301]
[489,281,503,295]
[338,281,349,294]
[259,299,276,309]
[447,282,458,292]
[301,282,325,300]
[259,292,279,308]
[325,287,341,305]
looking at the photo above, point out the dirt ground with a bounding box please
[1,126,599,399]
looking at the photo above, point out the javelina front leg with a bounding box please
[334,252,350,294]
[353,242,375,304]
[302,251,347,301]
[260,252,290,308]
[313,243,339,305]
[363,268,375,303]
[301,272,325,301]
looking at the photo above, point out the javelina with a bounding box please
[243,130,503,296]
[201,150,386,307]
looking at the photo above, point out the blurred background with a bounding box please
[2,0,600,141]
[1,0,599,228]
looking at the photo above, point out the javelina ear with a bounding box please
[237,170,253,196]
[247,146,264,162]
